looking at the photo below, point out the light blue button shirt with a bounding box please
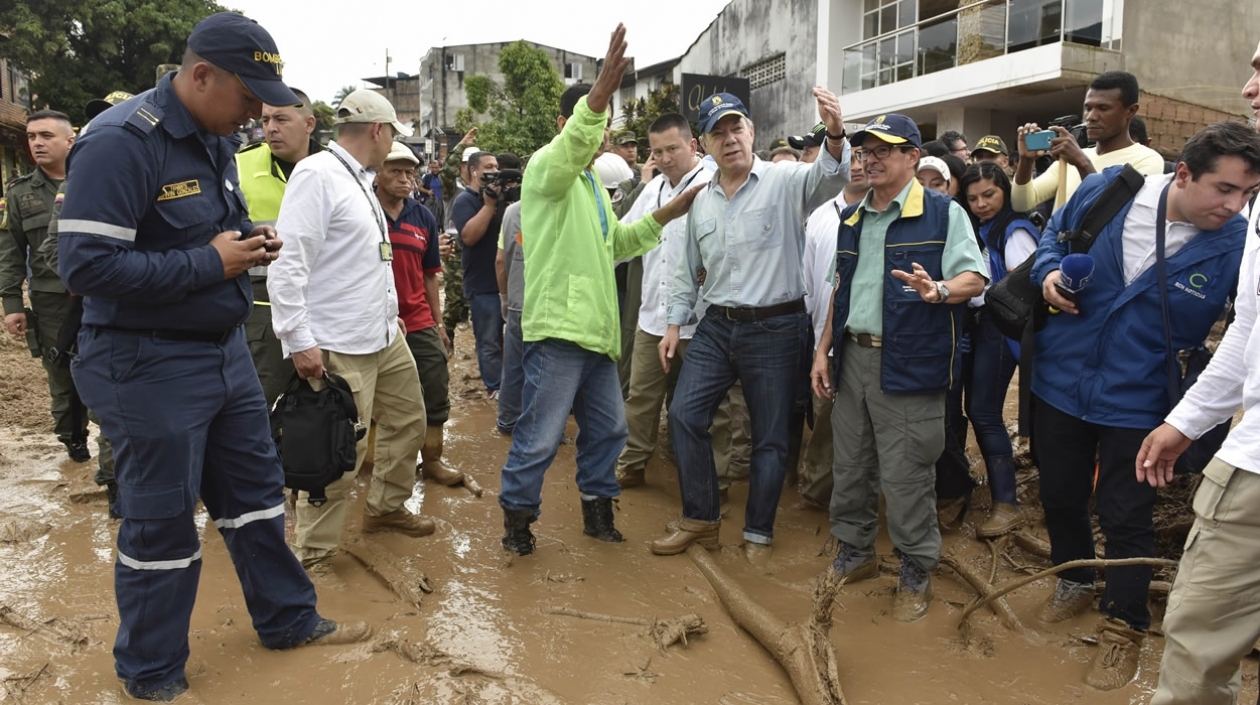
[667,144,850,325]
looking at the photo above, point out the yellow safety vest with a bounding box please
[235,143,287,226]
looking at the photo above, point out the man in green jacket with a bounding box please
[498,24,702,555]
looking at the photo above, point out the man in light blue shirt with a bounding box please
[650,90,850,566]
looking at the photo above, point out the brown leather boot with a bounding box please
[650,518,720,555]
[362,509,436,537]
[420,425,464,486]
[976,503,1023,538]
[1084,617,1144,690]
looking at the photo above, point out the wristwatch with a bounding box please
[932,281,950,303]
[825,129,847,141]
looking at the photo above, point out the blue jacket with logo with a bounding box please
[1030,166,1245,429]
[831,179,964,394]
[57,73,253,332]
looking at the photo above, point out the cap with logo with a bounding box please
[612,129,638,146]
[768,138,790,150]
[849,114,922,149]
[385,141,419,166]
[971,135,1009,156]
[788,122,827,150]
[698,93,750,134]
[916,156,951,183]
[334,89,414,138]
[85,90,135,120]
[186,12,298,108]
[462,148,484,163]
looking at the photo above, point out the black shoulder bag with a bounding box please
[269,371,366,505]
[1154,184,1231,475]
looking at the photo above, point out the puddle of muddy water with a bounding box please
[0,334,1256,705]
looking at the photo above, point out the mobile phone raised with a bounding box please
[1024,130,1056,151]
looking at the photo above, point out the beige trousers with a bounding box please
[1151,458,1260,704]
[292,330,426,565]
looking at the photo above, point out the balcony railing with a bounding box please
[841,0,1122,94]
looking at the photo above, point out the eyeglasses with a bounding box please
[858,144,910,162]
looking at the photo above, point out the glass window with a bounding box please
[918,15,958,76]
[1008,0,1063,53]
[1064,0,1103,46]
[898,0,917,29]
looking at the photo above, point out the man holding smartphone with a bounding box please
[1013,71,1165,213]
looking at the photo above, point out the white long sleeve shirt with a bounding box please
[1165,201,1260,473]
[803,195,846,346]
[624,162,712,338]
[269,141,399,357]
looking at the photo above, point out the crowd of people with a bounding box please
[4,10,1260,703]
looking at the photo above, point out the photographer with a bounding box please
[1013,72,1164,213]
[450,151,518,399]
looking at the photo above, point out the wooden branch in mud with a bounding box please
[461,474,484,498]
[0,605,87,650]
[939,556,1026,635]
[959,557,1179,624]
[686,545,847,705]
[542,606,708,650]
[1011,531,1052,560]
[343,539,432,610]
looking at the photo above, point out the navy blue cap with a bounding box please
[849,113,922,149]
[698,93,750,134]
[187,12,299,107]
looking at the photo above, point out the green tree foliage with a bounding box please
[0,0,226,125]
[311,100,336,133]
[332,85,357,108]
[618,83,682,148]
[458,41,563,157]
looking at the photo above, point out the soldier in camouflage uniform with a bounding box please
[439,130,477,346]
[1,110,92,465]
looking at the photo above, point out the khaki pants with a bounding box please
[292,331,426,565]
[617,327,749,485]
[799,393,835,506]
[1151,458,1260,705]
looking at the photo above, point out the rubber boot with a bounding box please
[581,497,624,543]
[502,508,537,556]
[420,425,464,486]
[977,454,1022,538]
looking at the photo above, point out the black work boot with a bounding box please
[581,497,624,543]
[501,508,537,556]
[65,438,91,463]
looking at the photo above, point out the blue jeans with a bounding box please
[469,291,503,392]
[963,311,1018,502]
[497,308,524,433]
[499,339,627,515]
[668,311,810,544]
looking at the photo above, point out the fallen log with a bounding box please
[343,539,431,610]
[686,545,846,705]
[1010,531,1052,560]
[541,606,707,651]
[939,556,1026,635]
[959,556,1178,625]
[0,605,87,651]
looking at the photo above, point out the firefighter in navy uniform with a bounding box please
[55,13,368,701]
[235,90,321,406]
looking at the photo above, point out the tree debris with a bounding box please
[542,605,707,651]
[687,545,847,705]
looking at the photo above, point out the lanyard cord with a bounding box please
[585,171,609,242]
[328,148,390,248]
[655,167,703,211]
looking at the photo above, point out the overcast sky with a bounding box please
[227,0,733,104]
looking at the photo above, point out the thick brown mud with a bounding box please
[0,330,1254,704]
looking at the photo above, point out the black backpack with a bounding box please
[270,372,366,506]
[985,164,1146,340]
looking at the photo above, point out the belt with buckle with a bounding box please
[95,325,237,344]
[848,332,882,348]
[710,298,805,322]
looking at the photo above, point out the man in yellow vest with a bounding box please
[236,89,321,405]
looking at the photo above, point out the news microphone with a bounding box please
[1058,253,1095,293]
[1049,253,1094,314]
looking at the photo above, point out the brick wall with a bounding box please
[1140,90,1247,159]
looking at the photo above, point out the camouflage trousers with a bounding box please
[442,255,469,332]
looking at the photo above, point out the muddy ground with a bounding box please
[0,326,1254,704]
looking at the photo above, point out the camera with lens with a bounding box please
[480,168,523,205]
[1048,114,1089,149]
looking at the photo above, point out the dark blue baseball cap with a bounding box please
[187,12,299,107]
[698,93,750,134]
[849,113,922,149]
